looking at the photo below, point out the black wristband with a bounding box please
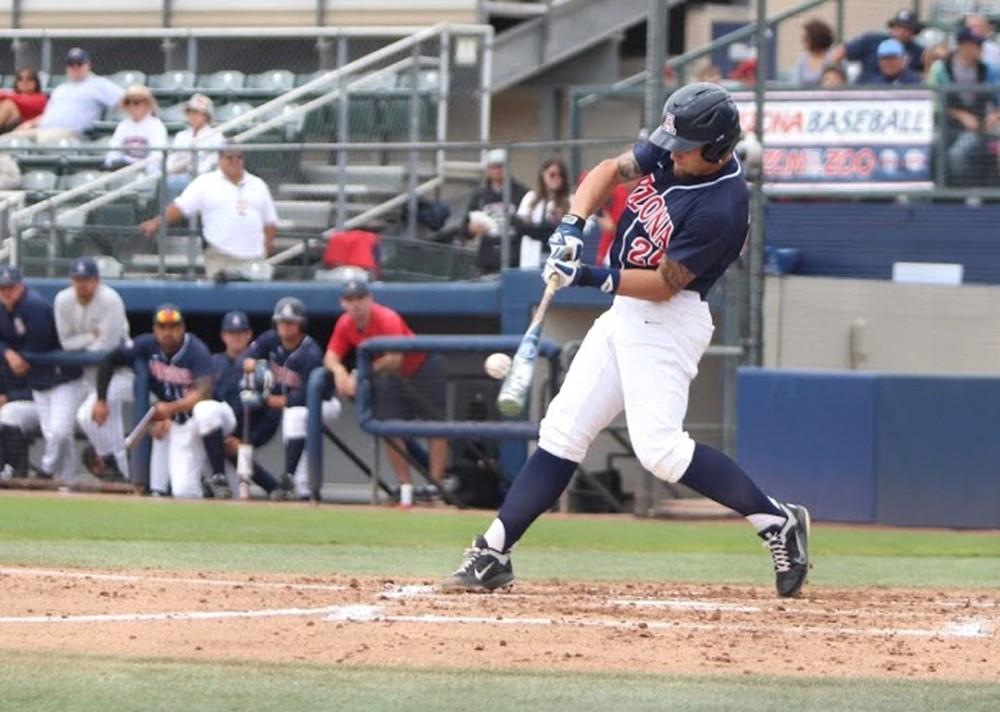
[560,214,586,231]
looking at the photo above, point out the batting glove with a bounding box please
[239,390,265,410]
[542,257,580,290]
[548,214,586,262]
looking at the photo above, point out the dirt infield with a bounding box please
[0,566,997,681]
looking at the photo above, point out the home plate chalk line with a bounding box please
[0,567,994,640]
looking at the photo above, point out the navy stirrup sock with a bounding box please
[497,448,577,550]
[202,429,227,476]
[284,438,306,478]
[678,443,783,517]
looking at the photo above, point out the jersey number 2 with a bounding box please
[626,238,663,267]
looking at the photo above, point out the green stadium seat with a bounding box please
[348,95,379,141]
[199,70,246,93]
[214,101,254,125]
[0,75,13,89]
[0,133,35,160]
[21,169,59,194]
[109,70,147,88]
[247,70,295,94]
[159,102,189,131]
[47,74,68,90]
[59,170,105,192]
[296,70,326,87]
[148,70,196,93]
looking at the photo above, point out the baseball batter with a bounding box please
[192,310,283,499]
[93,304,213,497]
[54,257,134,481]
[443,83,811,598]
[0,265,87,481]
[243,297,341,499]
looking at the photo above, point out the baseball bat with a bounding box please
[236,404,252,500]
[496,275,559,417]
[124,406,157,451]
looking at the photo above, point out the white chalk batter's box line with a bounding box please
[0,569,994,640]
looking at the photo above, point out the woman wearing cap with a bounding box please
[165,93,223,202]
[104,84,168,174]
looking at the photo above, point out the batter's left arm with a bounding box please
[544,256,693,302]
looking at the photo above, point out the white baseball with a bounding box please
[484,352,512,380]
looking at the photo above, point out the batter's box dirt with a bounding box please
[0,567,996,681]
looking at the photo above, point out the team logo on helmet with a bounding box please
[661,112,677,135]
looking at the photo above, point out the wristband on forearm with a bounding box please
[560,214,586,231]
[577,265,621,293]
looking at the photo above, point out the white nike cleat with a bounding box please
[440,536,514,592]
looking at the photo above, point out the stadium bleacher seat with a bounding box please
[19,135,82,171]
[0,134,35,160]
[47,74,68,90]
[247,69,295,94]
[148,70,196,95]
[59,170,105,192]
[214,101,254,124]
[159,102,189,131]
[199,70,246,94]
[296,70,326,87]
[21,169,59,198]
[110,70,147,88]
[0,74,13,89]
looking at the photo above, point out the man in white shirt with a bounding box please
[54,258,133,480]
[140,143,279,279]
[17,48,123,140]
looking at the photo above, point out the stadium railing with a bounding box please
[305,335,562,502]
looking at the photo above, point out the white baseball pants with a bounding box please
[283,400,342,498]
[32,378,90,481]
[149,417,208,498]
[0,400,40,433]
[539,292,714,483]
[77,370,135,477]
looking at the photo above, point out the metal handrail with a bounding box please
[8,23,470,233]
[579,0,838,107]
[0,25,491,40]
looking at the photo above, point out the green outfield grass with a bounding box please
[1,494,998,588]
[3,652,1000,712]
[2,494,999,712]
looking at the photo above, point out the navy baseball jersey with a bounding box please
[0,287,82,390]
[246,330,324,408]
[610,141,749,299]
[210,351,280,446]
[105,333,213,423]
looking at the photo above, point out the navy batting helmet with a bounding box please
[648,82,742,163]
[272,296,307,325]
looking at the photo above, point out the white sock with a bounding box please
[483,518,506,551]
[746,498,790,533]
[399,483,413,506]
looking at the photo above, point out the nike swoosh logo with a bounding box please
[644,320,660,325]
[474,563,494,581]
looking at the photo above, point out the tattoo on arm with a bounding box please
[616,152,642,181]
[657,258,695,294]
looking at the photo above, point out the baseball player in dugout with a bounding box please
[92,304,213,497]
[0,265,87,482]
[192,310,284,499]
[242,297,341,500]
[0,352,36,479]
[54,257,133,482]
[443,83,811,598]
[324,279,448,509]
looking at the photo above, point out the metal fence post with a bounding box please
[406,42,421,240]
[748,0,768,367]
[644,0,668,132]
[335,32,348,230]
[500,150,512,270]
[436,29,451,184]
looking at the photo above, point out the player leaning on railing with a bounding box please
[443,82,812,599]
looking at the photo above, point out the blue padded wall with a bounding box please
[874,376,1000,528]
[737,369,877,523]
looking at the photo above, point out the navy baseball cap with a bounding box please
[341,280,371,299]
[887,9,923,33]
[0,265,23,287]
[957,26,985,46]
[66,47,90,65]
[69,257,98,280]
[221,310,251,332]
[153,303,184,326]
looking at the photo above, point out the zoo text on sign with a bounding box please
[733,90,934,190]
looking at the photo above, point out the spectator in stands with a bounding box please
[323,279,448,508]
[927,27,1000,186]
[464,148,528,273]
[729,58,758,87]
[515,156,571,268]
[966,14,1000,71]
[16,47,123,140]
[820,64,848,88]
[139,143,279,280]
[868,39,923,85]
[694,63,723,84]
[0,68,46,133]
[165,93,222,203]
[832,9,925,84]
[794,19,837,86]
[104,85,168,175]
